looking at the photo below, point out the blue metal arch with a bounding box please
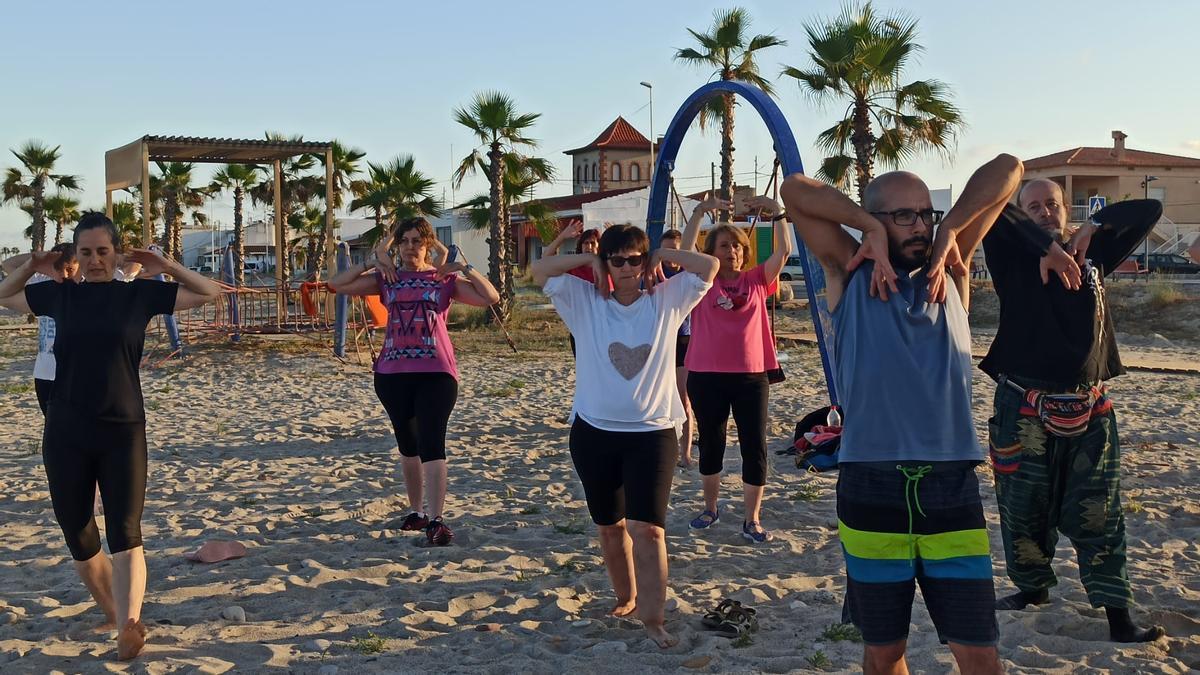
[644,80,838,405]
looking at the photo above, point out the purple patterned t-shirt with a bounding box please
[374,269,459,379]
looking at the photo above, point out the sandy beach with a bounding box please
[0,317,1198,674]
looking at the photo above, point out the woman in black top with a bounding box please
[0,213,222,661]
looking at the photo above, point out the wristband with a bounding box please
[464,263,475,274]
[770,212,788,222]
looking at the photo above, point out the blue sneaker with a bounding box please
[742,520,774,544]
[690,509,720,529]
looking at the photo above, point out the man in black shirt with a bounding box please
[981,178,1165,643]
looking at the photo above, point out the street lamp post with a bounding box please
[1142,175,1158,266]
[640,81,654,183]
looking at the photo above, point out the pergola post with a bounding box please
[141,143,152,247]
[324,148,335,280]
[273,159,284,326]
[105,190,113,219]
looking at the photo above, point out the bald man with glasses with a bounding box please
[780,154,1022,675]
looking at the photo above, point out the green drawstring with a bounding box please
[897,465,932,565]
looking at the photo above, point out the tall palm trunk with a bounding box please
[851,98,876,203]
[279,198,292,287]
[171,217,183,263]
[486,142,508,322]
[233,187,246,288]
[720,91,736,221]
[54,219,64,245]
[161,197,178,257]
[30,177,46,252]
[314,223,328,279]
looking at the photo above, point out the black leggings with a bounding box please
[569,417,677,527]
[42,411,147,561]
[374,372,459,462]
[687,371,770,485]
[35,378,53,416]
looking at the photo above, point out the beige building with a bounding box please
[565,117,653,194]
[1024,130,1200,252]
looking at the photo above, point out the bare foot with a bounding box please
[646,624,678,648]
[116,619,146,661]
[610,600,637,617]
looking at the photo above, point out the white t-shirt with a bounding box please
[545,271,711,432]
[28,274,56,380]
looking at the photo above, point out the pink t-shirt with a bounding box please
[685,264,780,373]
[374,270,459,379]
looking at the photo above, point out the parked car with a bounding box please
[1131,253,1200,275]
[779,255,806,281]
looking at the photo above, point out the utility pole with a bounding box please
[711,162,716,194]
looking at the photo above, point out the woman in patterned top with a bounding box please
[330,217,499,546]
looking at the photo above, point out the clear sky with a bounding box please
[2,0,1198,249]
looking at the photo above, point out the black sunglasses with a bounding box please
[606,254,646,268]
[869,208,945,227]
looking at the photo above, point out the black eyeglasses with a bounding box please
[606,254,646,268]
[869,208,944,227]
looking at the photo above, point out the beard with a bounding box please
[889,235,931,271]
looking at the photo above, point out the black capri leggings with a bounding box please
[569,417,677,527]
[42,411,147,561]
[687,371,770,485]
[35,378,53,416]
[374,372,459,462]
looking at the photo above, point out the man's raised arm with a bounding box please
[780,174,897,308]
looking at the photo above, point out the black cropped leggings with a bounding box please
[374,372,459,462]
[42,411,147,561]
[687,371,770,485]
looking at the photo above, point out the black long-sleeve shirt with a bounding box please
[979,199,1161,386]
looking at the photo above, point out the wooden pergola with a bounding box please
[104,135,335,318]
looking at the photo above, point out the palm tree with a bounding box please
[2,142,81,251]
[250,133,320,285]
[452,91,547,319]
[42,194,81,245]
[287,204,338,278]
[350,155,440,246]
[781,1,964,201]
[310,140,365,275]
[154,162,209,261]
[211,163,261,287]
[110,201,142,249]
[675,7,785,219]
[459,153,558,248]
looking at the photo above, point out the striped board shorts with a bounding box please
[837,461,999,646]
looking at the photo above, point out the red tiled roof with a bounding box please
[1024,147,1200,170]
[564,117,651,155]
[513,187,643,214]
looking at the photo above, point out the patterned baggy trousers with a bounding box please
[987,381,1133,608]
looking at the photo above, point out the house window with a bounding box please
[612,163,622,181]
[630,163,640,182]
[1148,186,1166,204]
[575,166,581,183]
[436,226,452,247]
[591,163,598,182]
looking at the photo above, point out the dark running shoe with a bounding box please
[399,512,430,531]
[426,518,454,546]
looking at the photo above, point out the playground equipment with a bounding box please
[644,80,838,405]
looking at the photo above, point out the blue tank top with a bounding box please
[831,262,981,463]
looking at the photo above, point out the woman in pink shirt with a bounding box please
[330,217,499,547]
[682,196,792,543]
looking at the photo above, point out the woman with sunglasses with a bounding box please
[531,224,717,648]
[681,195,792,544]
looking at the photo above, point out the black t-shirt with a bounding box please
[979,199,1161,386]
[25,279,178,422]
